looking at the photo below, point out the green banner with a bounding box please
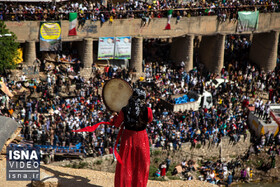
[237,11,259,32]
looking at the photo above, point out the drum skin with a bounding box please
[102,79,133,112]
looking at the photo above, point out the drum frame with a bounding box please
[102,78,133,112]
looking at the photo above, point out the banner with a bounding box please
[14,48,23,64]
[114,37,132,59]
[40,22,62,51]
[98,37,115,60]
[69,12,77,36]
[237,11,259,32]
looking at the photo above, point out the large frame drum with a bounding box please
[102,78,133,112]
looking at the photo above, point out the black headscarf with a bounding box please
[122,88,147,129]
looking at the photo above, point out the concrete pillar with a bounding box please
[130,37,143,73]
[249,34,253,42]
[25,40,36,66]
[199,34,225,74]
[249,31,279,72]
[170,35,194,71]
[80,38,93,79]
[195,35,202,48]
[82,38,93,69]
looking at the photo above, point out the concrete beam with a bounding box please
[199,34,225,74]
[249,30,279,72]
[170,35,194,71]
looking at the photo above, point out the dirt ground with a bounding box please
[0,158,216,187]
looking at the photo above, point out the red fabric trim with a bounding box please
[72,122,110,132]
[71,112,125,164]
[114,125,124,165]
[147,107,153,123]
[71,107,152,165]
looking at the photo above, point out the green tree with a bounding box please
[0,21,19,74]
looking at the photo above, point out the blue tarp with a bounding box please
[174,95,195,104]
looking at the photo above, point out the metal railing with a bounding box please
[1,4,279,21]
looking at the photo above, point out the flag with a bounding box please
[69,12,77,36]
[165,9,173,30]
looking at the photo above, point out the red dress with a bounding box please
[72,107,153,187]
[112,108,153,187]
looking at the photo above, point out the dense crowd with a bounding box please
[0,35,280,159]
[1,0,279,22]
[151,114,280,185]
[0,36,279,157]
[0,32,279,186]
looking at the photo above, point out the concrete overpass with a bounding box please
[5,12,280,74]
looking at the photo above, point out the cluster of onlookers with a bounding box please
[0,35,279,159]
[1,0,279,22]
[154,156,249,185]
[155,139,280,184]
[142,36,280,150]
[0,56,134,157]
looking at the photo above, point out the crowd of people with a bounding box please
[0,34,279,186]
[0,35,279,157]
[1,0,279,22]
[152,155,250,185]
[152,131,280,184]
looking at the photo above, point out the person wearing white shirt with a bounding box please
[263,106,270,120]
[21,74,26,81]
[254,100,259,114]
[259,104,265,118]
[210,170,215,180]
[260,99,263,107]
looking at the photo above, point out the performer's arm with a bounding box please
[72,110,124,132]
[147,107,153,123]
[110,110,124,128]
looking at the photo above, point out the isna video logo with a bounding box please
[7,145,40,181]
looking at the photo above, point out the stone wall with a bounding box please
[5,13,280,42]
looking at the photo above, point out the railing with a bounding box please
[1,4,279,21]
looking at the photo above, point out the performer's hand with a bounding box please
[110,112,118,123]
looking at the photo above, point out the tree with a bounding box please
[0,21,19,74]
